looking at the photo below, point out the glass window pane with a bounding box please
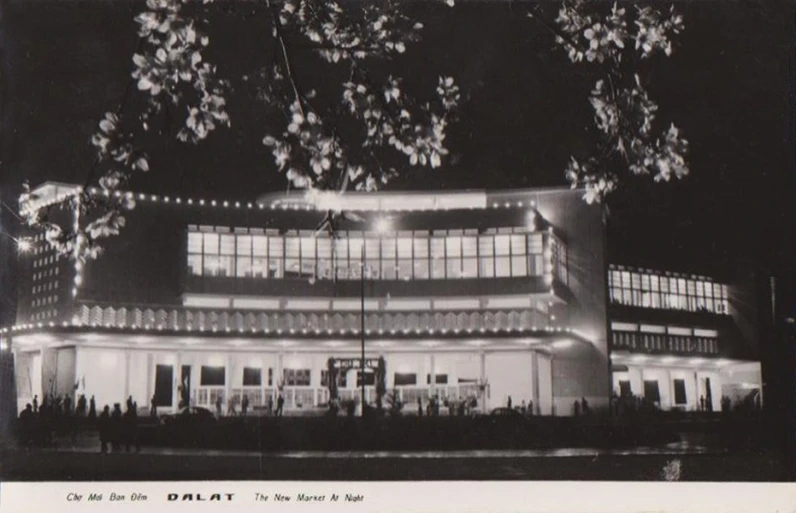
[203,233,219,254]
[478,236,494,256]
[495,256,510,277]
[511,255,527,277]
[480,256,494,278]
[431,257,446,279]
[396,238,412,258]
[430,238,445,258]
[528,234,543,254]
[397,259,412,280]
[253,236,268,257]
[236,235,252,256]
[334,238,348,259]
[446,257,461,278]
[285,237,300,257]
[446,236,462,257]
[510,234,526,255]
[462,237,477,257]
[413,237,428,258]
[236,256,252,277]
[462,257,477,278]
[188,254,202,275]
[300,237,315,258]
[380,238,395,259]
[316,238,332,260]
[188,232,203,253]
[414,259,429,279]
[494,235,510,256]
[220,234,236,256]
[252,257,267,278]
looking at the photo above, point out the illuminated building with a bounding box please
[0,182,762,415]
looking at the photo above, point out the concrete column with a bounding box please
[276,352,284,406]
[666,368,674,411]
[225,354,233,414]
[123,350,131,402]
[260,356,267,408]
[531,350,540,415]
[479,350,486,411]
[694,372,700,412]
[429,353,436,396]
[145,353,154,406]
[173,351,182,411]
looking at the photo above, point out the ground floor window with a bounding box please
[283,369,311,386]
[427,374,449,385]
[643,380,660,403]
[242,367,261,386]
[200,366,225,386]
[673,379,687,405]
[394,373,417,386]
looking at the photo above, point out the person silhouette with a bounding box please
[98,406,111,454]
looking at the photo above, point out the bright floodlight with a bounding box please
[374,217,392,233]
[16,238,32,253]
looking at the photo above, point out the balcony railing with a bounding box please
[611,331,719,356]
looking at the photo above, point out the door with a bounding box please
[704,377,713,411]
[180,365,191,407]
[154,364,174,407]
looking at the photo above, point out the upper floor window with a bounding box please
[608,267,729,315]
[186,227,567,283]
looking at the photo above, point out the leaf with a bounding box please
[135,157,150,172]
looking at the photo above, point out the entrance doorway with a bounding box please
[154,364,173,407]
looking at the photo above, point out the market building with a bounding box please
[1,182,763,416]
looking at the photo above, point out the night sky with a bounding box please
[1,1,794,320]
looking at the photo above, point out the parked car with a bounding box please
[161,406,217,426]
[489,407,526,419]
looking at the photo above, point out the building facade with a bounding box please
[1,182,762,416]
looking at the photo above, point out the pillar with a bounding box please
[666,368,675,411]
[173,351,182,411]
[479,350,486,411]
[429,353,436,397]
[145,353,153,406]
[531,350,540,415]
[694,371,700,412]
[276,352,284,406]
[123,349,131,402]
[225,354,233,413]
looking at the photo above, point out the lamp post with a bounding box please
[360,241,366,417]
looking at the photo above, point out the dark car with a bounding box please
[161,406,216,426]
[489,407,526,419]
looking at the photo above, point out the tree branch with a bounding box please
[266,0,307,118]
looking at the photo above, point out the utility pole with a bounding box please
[360,242,366,417]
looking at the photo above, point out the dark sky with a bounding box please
[1,0,794,322]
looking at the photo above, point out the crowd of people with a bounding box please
[17,392,144,452]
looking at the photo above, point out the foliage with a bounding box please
[546,1,689,204]
[19,0,688,262]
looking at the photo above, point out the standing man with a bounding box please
[276,393,285,417]
[241,394,249,417]
[150,395,158,418]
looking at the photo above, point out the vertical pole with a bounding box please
[146,353,153,407]
[360,242,366,416]
[123,349,131,402]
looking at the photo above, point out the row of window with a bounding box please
[187,230,567,282]
[609,269,729,314]
[32,255,58,268]
[33,268,59,282]
[32,282,59,295]
[30,309,58,321]
[611,331,719,354]
[617,379,689,405]
[197,366,460,388]
[31,295,58,309]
